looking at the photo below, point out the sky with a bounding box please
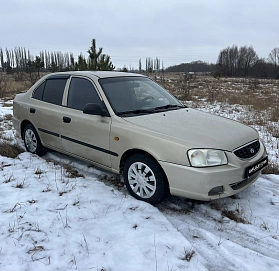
[1,0,278,69]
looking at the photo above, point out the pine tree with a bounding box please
[77,53,88,70]
[87,39,115,71]
[87,39,102,70]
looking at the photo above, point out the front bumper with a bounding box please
[159,148,267,201]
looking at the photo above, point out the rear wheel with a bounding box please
[23,124,46,156]
[123,154,167,204]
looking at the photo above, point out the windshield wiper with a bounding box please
[117,109,154,116]
[117,105,185,116]
[154,104,185,111]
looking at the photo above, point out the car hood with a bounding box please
[124,108,258,151]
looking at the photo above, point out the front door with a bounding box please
[60,76,112,168]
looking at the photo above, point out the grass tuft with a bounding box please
[0,141,24,158]
[63,164,84,178]
[15,180,25,189]
[59,191,68,196]
[221,209,249,224]
[262,164,279,175]
[180,247,195,262]
[3,174,14,183]
[34,168,44,175]
[4,114,13,121]
[100,174,124,189]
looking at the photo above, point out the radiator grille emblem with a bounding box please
[233,140,260,159]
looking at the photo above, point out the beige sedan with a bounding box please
[13,71,268,204]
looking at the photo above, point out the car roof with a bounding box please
[49,71,146,79]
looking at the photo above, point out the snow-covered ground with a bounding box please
[0,100,278,271]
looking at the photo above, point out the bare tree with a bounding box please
[139,58,142,73]
[217,45,258,77]
[268,47,279,79]
[0,48,4,71]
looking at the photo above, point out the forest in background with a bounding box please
[0,39,278,79]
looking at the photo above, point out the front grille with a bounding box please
[233,140,260,159]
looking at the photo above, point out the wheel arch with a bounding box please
[20,120,33,138]
[120,148,170,193]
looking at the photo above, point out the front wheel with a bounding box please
[23,124,46,156]
[123,154,168,204]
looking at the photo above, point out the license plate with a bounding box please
[245,156,268,178]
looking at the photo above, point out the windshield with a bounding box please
[99,76,183,116]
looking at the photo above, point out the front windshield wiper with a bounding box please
[117,105,185,116]
[117,109,154,116]
[154,104,185,111]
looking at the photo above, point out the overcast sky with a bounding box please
[1,0,278,69]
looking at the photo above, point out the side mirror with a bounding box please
[83,103,107,116]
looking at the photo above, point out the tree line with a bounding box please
[165,60,215,73]
[1,39,278,79]
[165,46,279,79]
[0,39,114,82]
[216,45,279,79]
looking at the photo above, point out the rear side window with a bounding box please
[33,81,45,100]
[43,79,67,105]
[32,78,67,105]
[67,77,102,110]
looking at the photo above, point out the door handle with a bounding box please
[30,108,36,113]
[63,116,71,123]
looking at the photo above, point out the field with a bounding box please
[0,73,278,271]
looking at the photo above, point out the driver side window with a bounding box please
[67,77,102,110]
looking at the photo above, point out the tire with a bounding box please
[123,154,168,204]
[23,124,46,156]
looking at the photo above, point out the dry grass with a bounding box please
[4,114,13,121]
[0,73,31,100]
[262,164,279,175]
[154,74,279,130]
[0,141,24,158]
[63,164,84,178]
[221,209,249,224]
[180,247,195,262]
[210,201,250,224]
[100,174,124,189]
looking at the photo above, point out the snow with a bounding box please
[0,99,279,271]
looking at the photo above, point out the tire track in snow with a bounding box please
[157,193,279,270]
[158,202,242,271]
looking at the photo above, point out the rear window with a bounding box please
[33,81,45,100]
[32,78,67,105]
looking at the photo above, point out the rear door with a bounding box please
[60,76,112,168]
[29,75,69,150]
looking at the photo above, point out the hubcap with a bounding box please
[25,129,37,153]
[128,162,156,198]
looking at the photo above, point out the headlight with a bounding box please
[188,149,227,167]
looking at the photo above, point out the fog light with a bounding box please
[208,186,224,196]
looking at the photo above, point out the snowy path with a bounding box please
[157,176,279,271]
